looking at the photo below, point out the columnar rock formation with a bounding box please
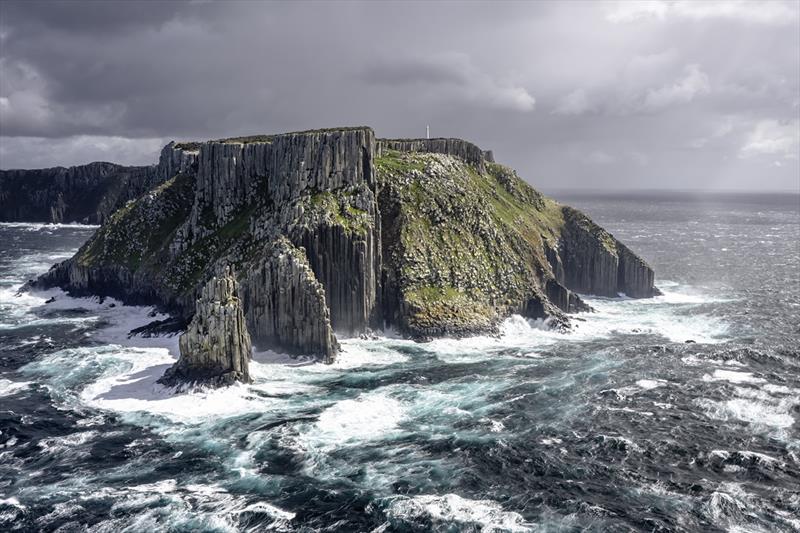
[185,128,374,235]
[377,138,488,172]
[557,207,657,298]
[159,268,252,387]
[0,143,197,224]
[241,237,338,362]
[0,162,151,224]
[32,126,659,384]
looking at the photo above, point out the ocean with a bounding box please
[1,191,798,532]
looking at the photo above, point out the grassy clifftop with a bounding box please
[376,149,572,337]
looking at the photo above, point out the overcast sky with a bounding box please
[1,0,798,191]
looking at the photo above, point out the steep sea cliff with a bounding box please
[21,127,657,369]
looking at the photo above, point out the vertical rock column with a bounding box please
[240,237,339,363]
[558,206,657,297]
[159,267,252,387]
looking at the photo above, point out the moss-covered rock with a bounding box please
[376,150,575,337]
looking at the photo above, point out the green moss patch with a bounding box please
[78,172,194,270]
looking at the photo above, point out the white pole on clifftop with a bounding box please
[426,125,430,139]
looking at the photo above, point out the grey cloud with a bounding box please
[362,53,535,112]
[0,0,797,191]
[362,58,469,85]
[605,1,798,25]
[0,0,190,34]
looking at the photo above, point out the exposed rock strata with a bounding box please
[159,268,252,387]
[241,238,338,362]
[1,162,150,224]
[377,138,488,172]
[32,126,658,372]
[0,144,197,224]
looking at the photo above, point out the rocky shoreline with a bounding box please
[17,126,658,385]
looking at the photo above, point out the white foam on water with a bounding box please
[736,451,785,467]
[709,449,785,468]
[697,397,794,429]
[383,494,533,532]
[710,449,731,460]
[391,281,734,362]
[0,222,99,231]
[63,481,294,533]
[763,383,797,395]
[237,501,295,520]
[575,288,731,344]
[636,379,667,389]
[280,379,513,488]
[83,359,272,425]
[287,337,411,372]
[0,286,87,330]
[606,406,654,416]
[703,370,765,384]
[488,419,505,432]
[130,479,178,494]
[37,431,98,458]
[312,391,407,447]
[704,489,748,525]
[0,378,31,397]
[0,497,24,509]
[541,437,562,445]
[596,434,643,453]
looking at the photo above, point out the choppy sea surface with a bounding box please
[1,191,798,532]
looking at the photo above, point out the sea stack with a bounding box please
[158,267,252,387]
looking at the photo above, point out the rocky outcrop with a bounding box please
[33,171,197,312]
[32,126,658,376]
[556,207,658,298]
[376,151,577,337]
[0,144,196,225]
[377,138,488,172]
[187,128,374,232]
[159,268,252,387]
[241,238,338,362]
[156,142,199,184]
[290,184,381,334]
[1,162,150,224]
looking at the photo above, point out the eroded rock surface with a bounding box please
[159,268,252,387]
[32,127,659,374]
[0,143,197,224]
[242,237,339,363]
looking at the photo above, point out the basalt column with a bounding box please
[159,267,252,387]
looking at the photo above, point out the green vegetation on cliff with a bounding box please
[304,189,372,237]
[79,172,195,270]
[376,149,571,336]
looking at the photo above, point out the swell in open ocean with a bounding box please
[1,192,798,532]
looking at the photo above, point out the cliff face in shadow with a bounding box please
[32,126,659,366]
[0,144,198,224]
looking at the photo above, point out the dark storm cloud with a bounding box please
[0,0,798,190]
[362,58,469,86]
[0,0,187,34]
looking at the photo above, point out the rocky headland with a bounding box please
[0,144,195,224]
[23,126,658,385]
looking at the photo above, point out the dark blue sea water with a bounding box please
[1,192,798,532]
